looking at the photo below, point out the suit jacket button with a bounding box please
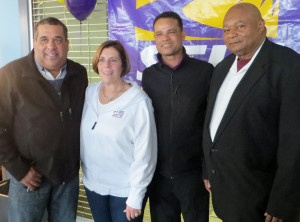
[211,169,216,174]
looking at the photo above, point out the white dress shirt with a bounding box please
[209,43,264,141]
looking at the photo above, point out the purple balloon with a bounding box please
[66,0,97,21]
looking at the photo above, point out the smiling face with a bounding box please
[223,4,266,60]
[154,17,185,59]
[33,24,69,77]
[97,47,123,84]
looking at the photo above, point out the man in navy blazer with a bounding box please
[203,3,300,222]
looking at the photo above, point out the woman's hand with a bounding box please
[123,204,141,221]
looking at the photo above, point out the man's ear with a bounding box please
[66,39,70,52]
[182,29,186,40]
[258,19,266,33]
[33,39,37,49]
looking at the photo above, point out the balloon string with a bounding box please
[87,18,91,80]
[80,21,82,65]
[64,4,72,51]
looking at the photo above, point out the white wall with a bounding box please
[0,0,21,67]
[0,0,31,68]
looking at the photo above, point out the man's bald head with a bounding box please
[223,3,266,59]
[225,3,263,22]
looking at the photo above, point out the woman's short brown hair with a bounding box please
[92,40,131,77]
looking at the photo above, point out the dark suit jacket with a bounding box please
[203,38,300,221]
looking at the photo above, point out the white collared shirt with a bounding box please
[35,60,67,80]
[209,42,264,141]
[35,61,67,93]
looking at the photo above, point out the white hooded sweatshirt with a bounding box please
[80,81,157,209]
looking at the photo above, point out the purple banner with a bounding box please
[108,0,300,84]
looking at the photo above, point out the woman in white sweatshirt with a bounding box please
[80,40,157,222]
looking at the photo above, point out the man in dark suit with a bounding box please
[203,3,300,222]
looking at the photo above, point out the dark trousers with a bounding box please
[148,173,209,222]
[220,210,299,222]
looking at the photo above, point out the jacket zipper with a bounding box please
[59,73,72,123]
[170,72,174,179]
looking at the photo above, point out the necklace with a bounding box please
[101,81,125,102]
[92,81,125,130]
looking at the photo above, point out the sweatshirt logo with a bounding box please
[112,110,125,119]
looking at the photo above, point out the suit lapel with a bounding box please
[212,39,271,144]
[206,55,235,124]
[204,55,235,143]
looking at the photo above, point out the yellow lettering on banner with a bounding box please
[135,26,222,41]
[183,0,279,38]
[185,36,222,40]
[135,27,155,41]
[136,0,157,9]
[261,0,279,38]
